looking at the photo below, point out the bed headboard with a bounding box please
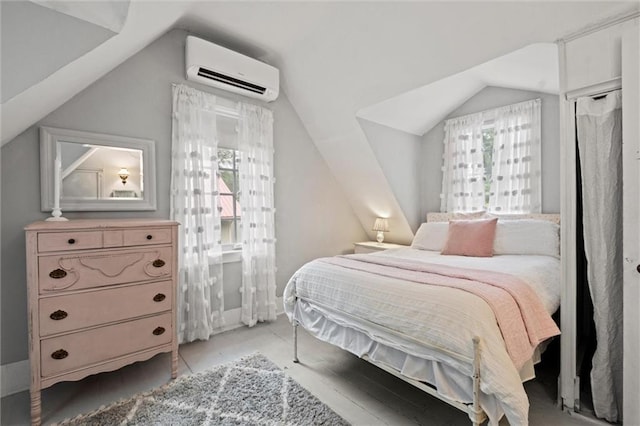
[426,212,560,225]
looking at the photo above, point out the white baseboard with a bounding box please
[216,296,285,334]
[1,359,29,398]
[0,297,284,398]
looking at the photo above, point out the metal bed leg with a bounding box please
[471,336,482,425]
[293,320,300,363]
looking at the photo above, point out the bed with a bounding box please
[283,213,561,425]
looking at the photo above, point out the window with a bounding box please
[171,84,276,337]
[218,147,241,249]
[440,99,541,213]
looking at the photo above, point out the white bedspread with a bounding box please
[283,248,560,425]
[374,248,560,314]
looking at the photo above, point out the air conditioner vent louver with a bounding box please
[186,36,279,102]
[197,68,267,95]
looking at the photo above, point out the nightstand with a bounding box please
[354,241,408,254]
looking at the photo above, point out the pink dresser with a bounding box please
[24,219,179,426]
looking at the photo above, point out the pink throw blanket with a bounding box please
[319,254,560,370]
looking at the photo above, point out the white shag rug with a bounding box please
[53,353,349,425]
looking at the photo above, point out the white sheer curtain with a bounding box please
[488,99,542,213]
[171,84,224,343]
[237,103,277,327]
[576,90,623,422]
[440,112,485,212]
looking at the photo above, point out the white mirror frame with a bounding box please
[40,126,157,211]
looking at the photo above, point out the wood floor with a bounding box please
[2,315,594,425]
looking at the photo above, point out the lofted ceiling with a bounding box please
[31,0,131,32]
[358,43,560,136]
[0,1,117,103]
[2,1,636,145]
[1,1,637,242]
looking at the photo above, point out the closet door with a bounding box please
[622,25,640,425]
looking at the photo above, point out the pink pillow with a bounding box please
[441,218,498,257]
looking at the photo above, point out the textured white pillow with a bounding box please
[493,219,560,257]
[411,222,449,251]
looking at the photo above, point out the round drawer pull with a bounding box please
[50,310,68,321]
[153,327,166,336]
[152,259,165,268]
[68,238,76,245]
[49,269,67,279]
[51,349,68,360]
[153,293,166,302]
[146,235,153,240]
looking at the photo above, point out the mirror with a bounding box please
[40,126,156,211]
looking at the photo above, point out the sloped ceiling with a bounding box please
[358,43,560,136]
[1,1,636,243]
[31,0,130,32]
[0,1,117,103]
[1,1,187,146]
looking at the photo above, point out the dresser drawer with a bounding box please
[124,228,173,247]
[38,247,173,293]
[39,281,173,336]
[40,312,172,377]
[38,231,103,253]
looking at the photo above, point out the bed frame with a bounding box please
[290,212,560,425]
[291,299,486,425]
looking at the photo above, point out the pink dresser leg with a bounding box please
[171,349,178,379]
[30,389,41,426]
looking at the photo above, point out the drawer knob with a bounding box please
[49,269,67,279]
[153,293,166,302]
[152,259,165,268]
[153,326,165,336]
[51,349,68,360]
[146,235,153,240]
[68,238,76,245]
[49,310,68,321]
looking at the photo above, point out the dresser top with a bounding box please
[25,219,179,231]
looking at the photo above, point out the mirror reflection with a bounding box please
[60,142,144,201]
[40,126,156,211]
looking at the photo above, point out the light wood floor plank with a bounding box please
[2,315,593,425]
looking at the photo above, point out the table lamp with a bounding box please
[372,218,389,243]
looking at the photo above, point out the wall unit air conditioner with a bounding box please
[186,36,279,102]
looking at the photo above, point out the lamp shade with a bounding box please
[118,168,130,185]
[372,218,389,232]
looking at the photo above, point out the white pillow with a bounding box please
[493,219,560,257]
[411,222,449,251]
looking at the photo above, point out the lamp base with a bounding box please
[45,217,69,222]
[46,208,69,222]
[376,231,385,243]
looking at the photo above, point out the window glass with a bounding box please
[218,150,235,170]
[218,147,241,248]
[482,127,495,208]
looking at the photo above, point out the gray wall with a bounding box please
[0,1,115,103]
[421,86,560,219]
[0,131,2,375]
[359,118,422,232]
[1,29,367,365]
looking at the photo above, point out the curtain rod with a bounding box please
[445,98,541,125]
[564,78,621,101]
[171,82,239,119]
[170,82,273,119]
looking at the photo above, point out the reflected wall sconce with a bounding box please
[118,168,129,185]
[372,217,389,243]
